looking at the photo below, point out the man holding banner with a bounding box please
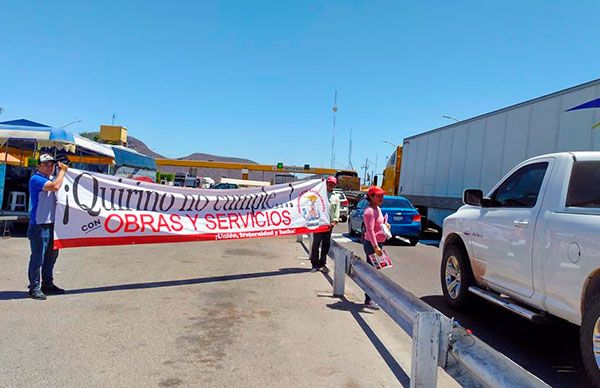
[20,158,333,297]
[309,176,340,273]
[27,154,68,300]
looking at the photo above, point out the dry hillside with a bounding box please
[80,132,290,182]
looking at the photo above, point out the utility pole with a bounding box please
[361,157,371,185]
[331,91,337,168]
[347,128,354,170]
[373,153,378,185]
[112,113,117,125]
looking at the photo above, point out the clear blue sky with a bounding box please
[1,1,599,176]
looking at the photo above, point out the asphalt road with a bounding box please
[1,233,461,387]
[331,222,588,388]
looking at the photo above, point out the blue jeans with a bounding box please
[363,240,383,304]
[27,224,59,292]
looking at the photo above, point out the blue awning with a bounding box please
[0,119,50,127]
[0,119,75,143]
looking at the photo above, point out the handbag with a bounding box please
[380,211,392,240]
[368,249,393,269]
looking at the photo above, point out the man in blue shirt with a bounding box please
[27,154,68,300]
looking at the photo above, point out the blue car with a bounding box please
[348,195,421,246]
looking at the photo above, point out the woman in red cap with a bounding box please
[362,186,389,309]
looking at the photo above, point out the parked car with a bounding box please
[348,195,421,245]
[440,152,600,385]
[334,190,349,222]
[345,191,366,211]
[210,183,239,189]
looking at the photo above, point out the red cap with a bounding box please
[326,176,337,185]
[367,186,385,196]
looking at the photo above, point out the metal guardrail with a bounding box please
[299,234,549,388]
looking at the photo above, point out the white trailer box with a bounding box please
[400,78,600,228]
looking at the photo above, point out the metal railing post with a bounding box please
[410,312,441,388]
[333,250,347,297]
[437,315,453,368]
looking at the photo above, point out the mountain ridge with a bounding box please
[80,132,286,182]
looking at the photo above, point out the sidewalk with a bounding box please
[0,235,458,387]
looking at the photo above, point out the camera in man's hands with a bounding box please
[55,155,71,166]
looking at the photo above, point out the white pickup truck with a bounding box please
[440,151,600,384]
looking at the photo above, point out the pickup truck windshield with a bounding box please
[491,162,548,208]
[567,161,600,208]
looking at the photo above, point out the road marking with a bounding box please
[331,233,358,243]
[333,236,353,243]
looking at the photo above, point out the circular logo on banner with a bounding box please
[297,189,326,229]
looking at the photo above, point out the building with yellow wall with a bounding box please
[100,125,127,145]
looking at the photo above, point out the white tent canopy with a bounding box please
[74,135,115,158]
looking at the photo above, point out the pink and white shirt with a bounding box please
[363,205,386,249]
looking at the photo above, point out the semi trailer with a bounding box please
[399,78,600,229]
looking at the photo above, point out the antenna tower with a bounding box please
[330,91,337,168]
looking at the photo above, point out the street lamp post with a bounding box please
[382,140,397,148]
[60,120,82,129]
[442,115,459,123]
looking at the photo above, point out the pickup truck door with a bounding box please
[472,160,553,297]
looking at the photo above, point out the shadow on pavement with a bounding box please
[337,233,440,248]
[384,238,415,247]
[299,239,310,254]
[340,233,362,243]
[327,297,410,387]
[321,271,333,287]
[383,237,440,248]
[421,295,586,388]
[0,267,308,301]
[417,239,440,247]
[299,238,335,286]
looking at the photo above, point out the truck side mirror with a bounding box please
[463,189,484,206]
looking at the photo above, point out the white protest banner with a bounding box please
[54,169,331,249]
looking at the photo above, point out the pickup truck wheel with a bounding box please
[441,245,474,309]
[580,294,600,386]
